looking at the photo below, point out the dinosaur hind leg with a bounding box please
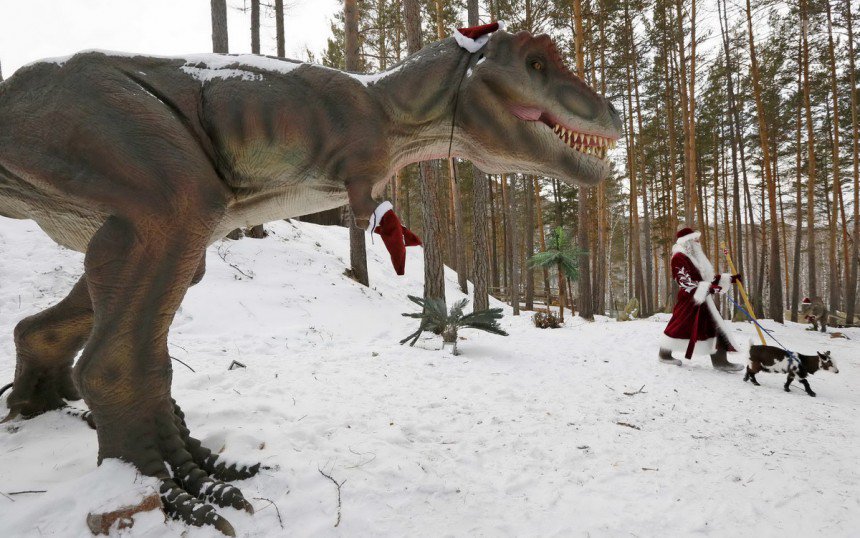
[4,276,93,420]
[74,213,254,535]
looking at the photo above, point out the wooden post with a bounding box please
[722,242,765,345]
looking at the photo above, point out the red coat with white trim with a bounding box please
[662,251,736,358]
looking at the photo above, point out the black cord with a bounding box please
[0,382,12,399]
[446,50,478,163]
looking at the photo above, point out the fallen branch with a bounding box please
[623,385,647,396]
[318,468,346,528]
[216,244,255,279]
[615,422,641,430]
[8,490,47,495]
[170,356,195,373]
[252,497,284,529]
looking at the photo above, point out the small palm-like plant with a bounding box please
[527,227,580,323]
[401,295,508,355]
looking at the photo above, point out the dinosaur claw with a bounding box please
[241,499,255,514]
[213,516,237,537]
[1,409,20,423]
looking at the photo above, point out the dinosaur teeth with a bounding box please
[550,124,616,160]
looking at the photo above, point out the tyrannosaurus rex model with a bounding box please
[0,24,621,534]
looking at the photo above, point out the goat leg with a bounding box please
[799,378,816,397]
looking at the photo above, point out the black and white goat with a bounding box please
[744,345,838,397]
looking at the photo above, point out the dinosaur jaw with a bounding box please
[510,105,619,162]
[547,120,617,161]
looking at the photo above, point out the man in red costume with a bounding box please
[659,227,744,371]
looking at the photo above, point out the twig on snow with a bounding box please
[615,422,641,430]
[216,244,255,279]
[8,490,47,495]
[623,385,647,396]
[0,491,14,502]
[170,356,195,373]
[252,497,284,529]
[318,467,346,528]
[345,447,377,469]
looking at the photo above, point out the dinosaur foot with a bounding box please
[172,400,263,482]
[159,478,245,537]
[90,398,261,536]
[2,362,80,421]
[155,401,263,534]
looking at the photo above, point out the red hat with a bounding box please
[675,227,701,244]
[802,297,811,303]
[454,21,505,53]
[367,201,422,275]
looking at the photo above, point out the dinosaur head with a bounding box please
[456,30,622,185]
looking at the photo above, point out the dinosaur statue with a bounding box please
[0,26,621,534]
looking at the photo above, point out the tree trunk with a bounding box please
[718,0,744,307]
[275,0,285,58]
[623,1,645,311]
[557,262,566,323]
[251,0,260,54]
[847,0,860,324]
[404,0,446,303]
[535,178,552,309]
[448,160,468,293]
[824,0,843,310]
[631,27,652,315]
[801,0,817,301]
[595,0,609,314]
[674,0,694,228]
[573,0,593,320]
[687,0,700,234]
[490,177,499,293]
[343,0,369,286]
[211,0,228,53]
[791,39,804,322]
[507,175,520,315]
[467,0,479,26]
[745,0,782,322]
[466,0,490,312]
[525,175,535,310]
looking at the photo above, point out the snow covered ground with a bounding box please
[1,218,858,537]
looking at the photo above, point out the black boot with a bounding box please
[710,348,743,372]
[658,348,682,366]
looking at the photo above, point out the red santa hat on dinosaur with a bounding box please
[660,227,741,364]
[453,21,506,52]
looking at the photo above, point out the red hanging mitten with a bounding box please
[367,201,422,275]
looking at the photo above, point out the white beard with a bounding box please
[673,240,715,282]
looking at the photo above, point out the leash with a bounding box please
[724,294,787,350]
[724,294,800,366]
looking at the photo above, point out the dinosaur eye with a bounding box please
[531,60,544,71]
